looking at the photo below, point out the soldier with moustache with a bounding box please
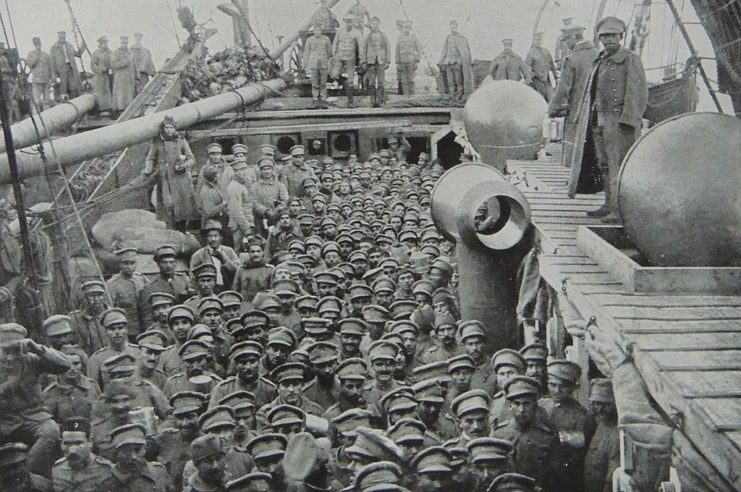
[412,378,457,442]
[488,349,527,429]
[134,330,169,389]
[98,423,172,491]
[256,362,325,429]
[143,292,177,345]
[106,247,147,342]
[52,417,115,492]
[458,320,496,395]
[445,389,491,448]
[322,357,381,422]
[43,348,100,424]
[301,341,341,411]
[419,313,462,364]
[87,308,140,389]
[209,341,278,410]
[196,143,232,195]
[163,340,222,398]
[140,245,191,328]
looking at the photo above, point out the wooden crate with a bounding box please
[576,226,741,295]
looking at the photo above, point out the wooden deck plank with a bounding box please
[690,399,741,430]
[630,332,741,351]
[666,371,741,398]
[726,432,741,454]
[619,319,741,334]
[607,305,741,321]
[650,350,741,371]
[583,293,741,308]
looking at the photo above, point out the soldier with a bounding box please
[554,17,574,67]
[111,36,136,118]
[491,376,561,490]
[467,437,514,490]
[154,391,207,489]
[380,386,419,426]
[395,20,422,95]
[446,354,475,406]
[27,36,52,110]
[311,0,339,32]
[323,357,380,421]
[90,36,113,115]
[198,164,228,230]
[266,209,300,260]
[90,379,135,461]
[346,0,372,33]
[362,17,390,107]
[225,471,273,491]
[412,378,457,442]
[53,418,115,492]
[0,324,70,477]
[548,24,598,168]
[219,291,243,323]
[43,350,100,423]
[358,303,388,353]
[525,32,558,101]
[227,160,256,247]
[0,442,53,491]
[245,433,287,488]
[333,13,364,107]
[337,317,365,360]
[458,320,495,394]
[163,340,222,398]
[131,32,156,94]
[539,360,595,491]
[220,391,258,449]
[197,142,230,192]
[69,280,110,355]
[233,238,273,305]
[49,31,84,100]
[520,342,549,393]
[448,389,491,447]
[184,435,228,492]
[583,378,620,492]
[42,314,89,370]
[257,362,325,429]
[437,20,474,103]
[135,331,169,389]
[140,245,191,328]
[411,446,453,491]
[144,292,176,344]
[251,157,289,236]
[573,16,647,223]
[99,423,172,491]
[488,349,527,429]
[489,38,531,83]
[210,341,278,410]
[303,24,332,109]
[362,340,402,407]
[488,473,538,492]
[107,247,147,341]
[389,320,424,376]
[157,305,196,375]
[185,264,219,312]
[283,145,314,198]
[419,314,461,364]
[191,220,240,293]
[87,308,140,388]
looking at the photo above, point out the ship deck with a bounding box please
[506,157,741,489]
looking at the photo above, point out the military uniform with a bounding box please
[87,344,140,389]
[106,272,147,338]
[489,48,531,82]
[137,365,169,390]
[256,395,325,429]
[303,32,332,105]
[163,370,222,399]
[52,454,115,492]
[361,378,401,409]
[419,342,461,364]
[43,376,100,423]
[362,26,391,107]
[302,376,341,411]
[98,461,172,492]
[226,173,256,247]
[395,26,423,95]
[470,357,496,395]
[68,309,108,356]
[90,417,122,462]
[232,260,273,306]
[153,427,196,490]
[282,160,316,199]
[139,273,191,328]
[157,342,185,377]
[127,376,172,419]
[526,44,557,101]
[583,419,620,492]
[208,375,277,410]
[332,21,365,106]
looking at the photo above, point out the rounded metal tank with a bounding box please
[618,112,741,267]
[463,80,547,170]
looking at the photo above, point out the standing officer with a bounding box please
[303,24,332,109]
[52,417,115,492]
[332,13,364,108]
[489,38,531,83]
[525,32,558,101]
[572,16,647,223]
[140,245,191,328]
[90,36,112,115]
[111,36,136,118]
[26,36,52,110]
[106,247,147,342]
[548,24,598,168]
[49,31,84,100]
[395,20,422,95]
[437,20,474,102]
[131,32,156,94]
[362,17,390,108]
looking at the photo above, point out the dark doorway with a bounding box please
[436,132,464,169]
[406,136,428,164]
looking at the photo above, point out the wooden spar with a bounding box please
[533,0,551,36]
[0,94,96,154]
[0,79,286,186]
[268,0,341,59]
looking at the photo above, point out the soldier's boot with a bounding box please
[587,166,612,217]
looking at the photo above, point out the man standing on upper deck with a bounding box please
[333,13,364,108]
[489,38,531,83]
[26,37,52,110]
[111,36,136,118]
[50,31,84,101]
[571,16,647,223]
[303,24,332,109]
[525,32,558,101]
[347,0,372,33]
[90,36,113,115]
[437,20,474,103]
[131,32,156,95]
[312,0,339,32]
[362,17,390,108]
[554,17,574,68]
[396,20,423,96]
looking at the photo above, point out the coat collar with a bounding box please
[601,45,629,64]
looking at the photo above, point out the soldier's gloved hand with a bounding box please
[17,338,45,355]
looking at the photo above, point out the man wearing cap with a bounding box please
[539,360,595,489]
[333,13,364,108]
[185,264,219,312]
[323,357,380,421]
[303,24,332,109]
[520,342,549,393]
[198,163,229,234]
[143,292,176,344]
[257,363,324,429]
[183,435,228,492]
[283,145,316,198]
[107,247,147,341]
[0,442,53,491]
[266,209,300,261]
[467,437,514,489]
[43,347,100,423]
[163,339,222,398]
[419,314,461,364]
[245,433,287,488]
[233,237,273,304]
[27,36,53,110]
[446,354,476,405]
[90,380,137,461]
[197,143,230,194]
[446,389,491,448]
[525,32,558,101]
[87,308,140,388]
[302,341,340,410]
[395,20,422,95]
[111,36,136,117]
[362,340,403,407]
[251,157,289,236]
[411,446,453,490]
[362,17,391,107]
[131,32,156,94]
[492,376,561,489]
[583,378,619,492]
[488,472,538,492]
[572,16,647,223]
[489,38,531,83]
[140,245,191,328]
[135,331,169,389]
[554,17,574,66]
[50,31,84,100]
[548,24,598,167]
[68,280,110,355]
[191,220,240,292]
[53,418,115,492]
[458,320,496,395]
[412,378,456,442]
[211,341,277,410]
[42,314,88,368]
[98,423,171,491]
[489,349,527,428]
[437,20,474,102]
[227,160,256,247]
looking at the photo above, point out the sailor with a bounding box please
[333,13,365,107]
[525,32,558,101]
[50,31,84,100]
[111,36,136,117]
[583,378,620,492]
[362,17,391,107]
[437,20,474,103]
[131,32,156,94]
[98,423,172,491]
[548,24,598,167]
[227,160,256,247]
[69,280,110,355]
[52,418,115,492]
[395,20,423,95]
[574,16,648,222]
[106,247,147,341]
[27,36,53,110]
[489,38,531,83]
[139,245,191,327]
[491,376,561,490]
[303,24,332,109]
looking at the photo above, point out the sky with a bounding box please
[5,0,732,112]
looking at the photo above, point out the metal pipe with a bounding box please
[0,79,286,186]
[0,94,96,154]
[269,0,340,59]
[431,163,532,353]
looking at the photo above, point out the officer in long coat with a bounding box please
[111,36,137,115]
[26,37,52,109]
[489,38,531,83]
[90,36,113,114]
[548,25,598,168]
[437,20,475,102]
[525,32,558,101]
[131,32,156,94]
[568,16,648,223]
[49,31,84,100]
